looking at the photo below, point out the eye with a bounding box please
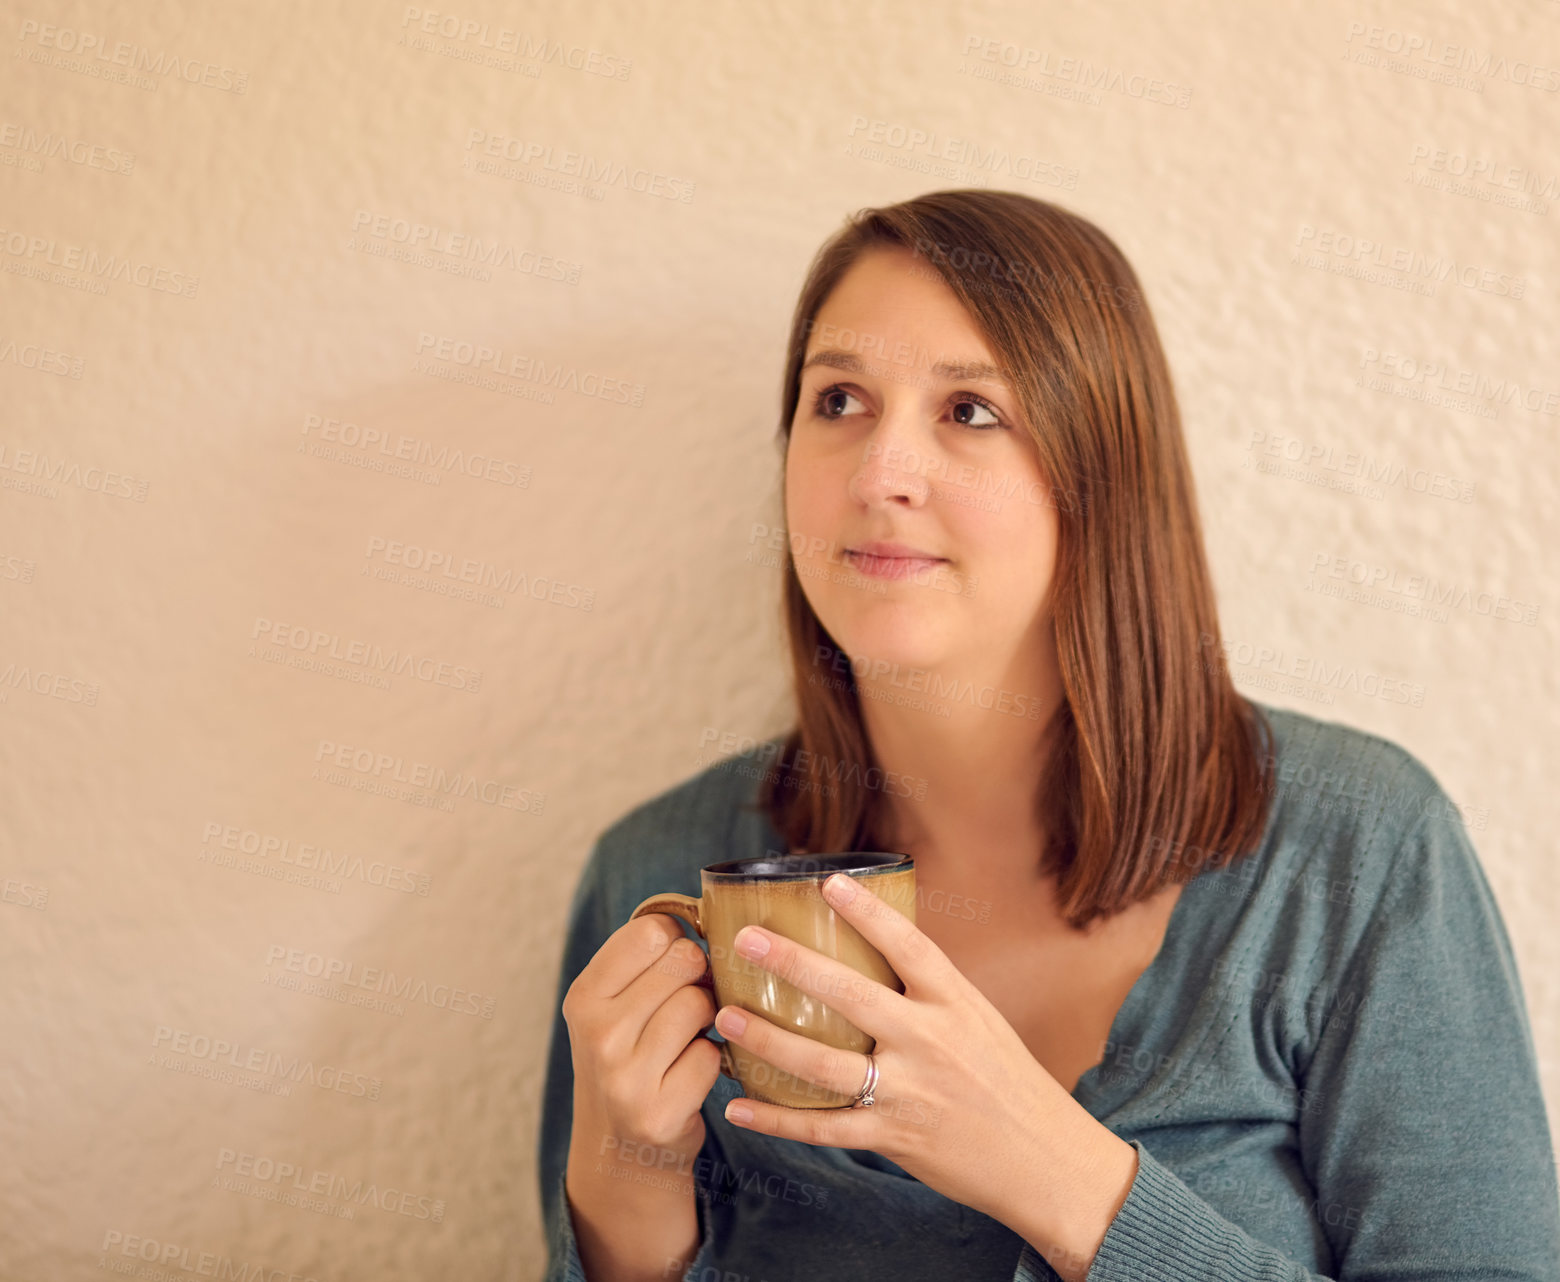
[811,385,867,419]
[806,383,1006,431]
[950,395,1002,430]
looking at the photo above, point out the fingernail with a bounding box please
[726,1101,753,1124]
[734,927,770,959]
[717,1007,747,1037]
[824,873,855,903]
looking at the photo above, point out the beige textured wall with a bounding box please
[3,0,1556,1278]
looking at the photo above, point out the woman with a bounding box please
[538,190,1560,1281]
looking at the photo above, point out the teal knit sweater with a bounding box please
[539,702,1560,1279]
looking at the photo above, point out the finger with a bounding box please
[662,1031,722,1101]
[728,924,906,1039]
[615,934,710,1026]
[637,982,717,1069]
[820,872,953,992]
[714,1005,875,1103]
[722,1093,874,1149]
[590,913,693,999]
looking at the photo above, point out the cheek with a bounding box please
[784,441,833,539]
[783,446,804,533]
[964,491,1059,589]
[943,488,1024,555]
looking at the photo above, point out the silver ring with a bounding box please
[850,1053,879,1108]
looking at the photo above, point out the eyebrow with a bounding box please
[799,348,1009,385]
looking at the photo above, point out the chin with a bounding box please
[826,606,954,674]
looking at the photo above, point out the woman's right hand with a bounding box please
[562,912,724,1171]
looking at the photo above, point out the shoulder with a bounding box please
[576,735,790,925]
[1202,702,1503,1052]
[1254,698,1447,817]
[1254,699,1460,853]
[1216,700,1475,949]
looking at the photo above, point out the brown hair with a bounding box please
[755,189,1273,929]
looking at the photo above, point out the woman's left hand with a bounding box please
[713,872,1137,1273]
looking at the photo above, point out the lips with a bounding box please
[841,541,950,582]
[845,540,947,561]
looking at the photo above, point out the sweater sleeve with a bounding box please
[536,836,611,1282]
[1014,803,1560,1282]
[536,835,723,1282]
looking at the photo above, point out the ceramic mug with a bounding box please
[629,851,915,1108]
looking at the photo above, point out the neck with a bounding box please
[854,643,1065,882]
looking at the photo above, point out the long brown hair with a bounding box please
[756,189,1273,929]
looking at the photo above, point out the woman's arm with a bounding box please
[542,835,723,1282]
[536,839,608,1282]
[1004,801,1560,1282]
[563,1130,702,1282]
[538,838,711,1282]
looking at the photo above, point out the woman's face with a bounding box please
[784,245,1061,680]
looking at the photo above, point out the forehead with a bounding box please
[804,246,1003,378]
[804,246,998,366]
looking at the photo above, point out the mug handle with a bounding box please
[629,893,739,1082]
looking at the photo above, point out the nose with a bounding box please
[848,412,932,508]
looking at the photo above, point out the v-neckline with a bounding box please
[1069,866,1209,1112]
